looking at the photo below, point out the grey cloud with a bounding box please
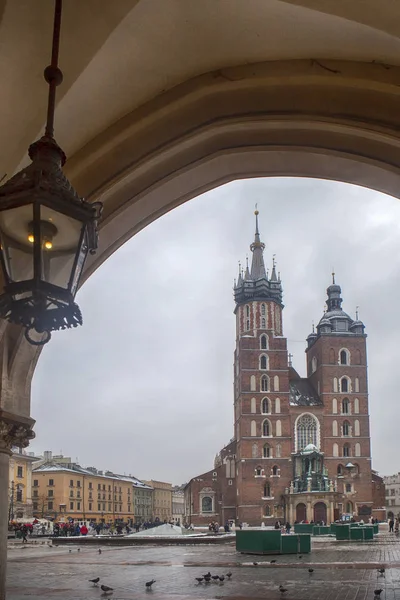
[31,178,400,481]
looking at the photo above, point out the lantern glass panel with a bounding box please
[39,205,83,290]
[0,204,34,283]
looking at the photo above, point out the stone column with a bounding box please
[0,417,35,600]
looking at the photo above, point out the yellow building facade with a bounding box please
[144,480,172,522]
[8,448,36,521]
[32,464,134,523]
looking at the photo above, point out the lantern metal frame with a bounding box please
[0,0,102,345]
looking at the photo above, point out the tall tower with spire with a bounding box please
[233,210,291,524]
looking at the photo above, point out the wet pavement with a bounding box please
[6,534,400,599]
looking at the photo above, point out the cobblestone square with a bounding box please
[6,534,400,600]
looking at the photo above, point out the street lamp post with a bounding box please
[0,0,101,345]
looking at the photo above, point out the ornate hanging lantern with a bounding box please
[0,0,101,345]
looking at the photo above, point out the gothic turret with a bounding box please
[234,210,283,306]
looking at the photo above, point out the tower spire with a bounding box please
[250,207,266,279]
[271,254,278,282]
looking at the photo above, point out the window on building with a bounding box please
[103,484,106,491]
[108,485,111,491]
[255,466,262,476]
[89,503,92,511]
[16,489,22,502]
[272,465,279,476]
[263,444,271,458]
[48,501,53,510]
[261,317,266,328]
[263,482,271,497]
[48,490,53,497]
[77,502,81,510]
[260,334,268,350]
[98,484,101,490]
[340,377,349,393]
[261,303,266,316]
[77,491,81,498]
[261,375,269,392]
[89,482,93,489]
[337,464,344,475]
[69,480,74,487]
[33,479,38,487]
[108,503,112,511]
[103,503,106,510]
[391,489,396,496]
[98,503,101,511]
[70,502,74,510]
[70,490,73,497]
[343,444,350,457]
[391,499,395,506]
[128,503,131,511]
[77,481,81,488]
[342,398,350,414]
[17,466,23,478]
[262,420,271,437]
[343,421,351,436]
[202,496,213,513]
[296,413,318,451]
[345,483,352,493]
[33,502,38,510]
[33,490,38,498]
[262,397,270,414]
[340,349,349,365]
[260,355,268,370]
[276,443,281,458]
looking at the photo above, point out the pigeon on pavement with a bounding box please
[89,578,100,586]
[145,579,156,589]
[101,584,113,594]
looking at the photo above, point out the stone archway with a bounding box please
[313,502,327,523]
[296,503,307,522]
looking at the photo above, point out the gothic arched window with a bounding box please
[342,398,350,414]
[343,443,350,457]
[340,349,349,365]
[340,377,349,393]
[263,444,271,458]
[261,397,271,414]
[343,421,351,436]
[262,419,271,437]
[263,483,271,497]
[265,505,271,516]
[260,334,268,350]
[296,413,318,451]
[272,465,279,476]
[255,466,262,476]
[260,355,268,370]
[261,375,269,392]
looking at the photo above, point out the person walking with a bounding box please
[389,518,395,533]
[285,521,291,535]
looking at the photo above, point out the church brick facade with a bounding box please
[184,212,382,526]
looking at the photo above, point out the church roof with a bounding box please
[289,377,322,406]
[234,210,283,306]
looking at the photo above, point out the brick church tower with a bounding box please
[233,209,292,524]
[184,212,375,526]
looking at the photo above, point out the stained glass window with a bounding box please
[296,414,318,451]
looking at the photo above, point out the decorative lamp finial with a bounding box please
[332,269,335,284]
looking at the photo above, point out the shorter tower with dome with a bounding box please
[184,213,382,526]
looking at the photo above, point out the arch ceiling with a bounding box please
[1,0,400,412]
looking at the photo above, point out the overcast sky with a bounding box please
[30,178,400,484]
